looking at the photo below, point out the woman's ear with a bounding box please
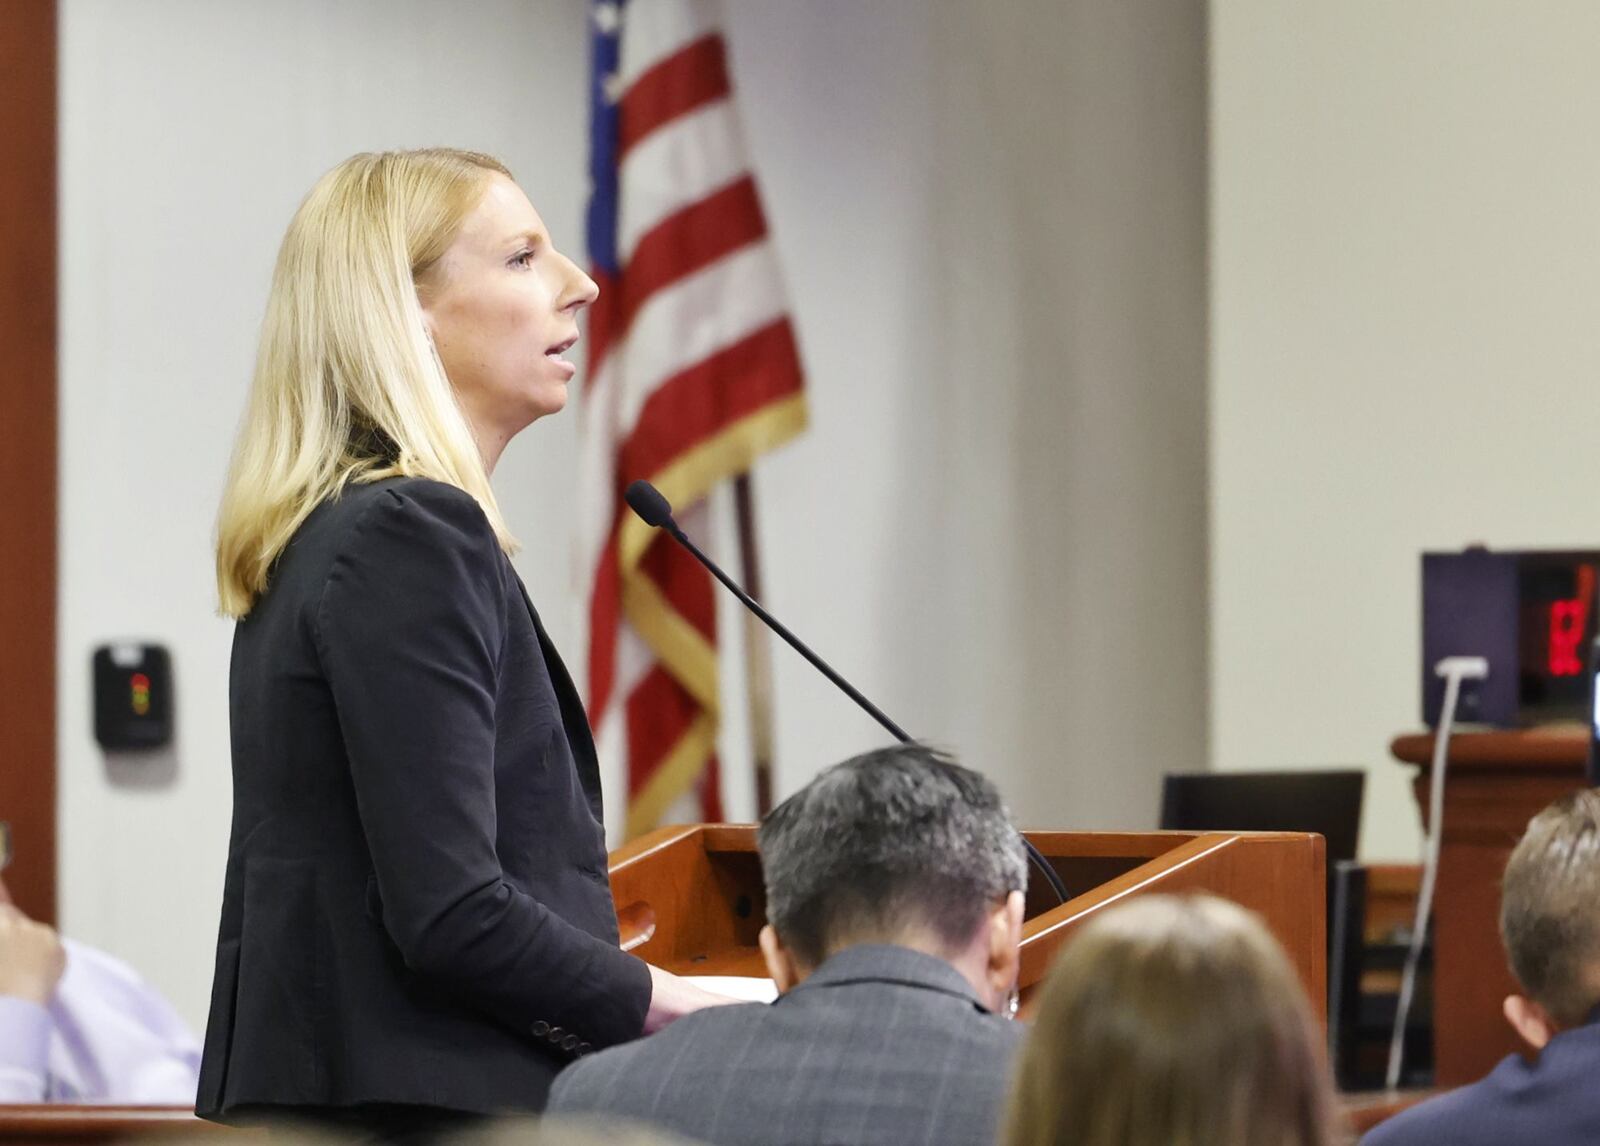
[1503,993,1557,1051]
[413,265,443,342]
[417,296,439,345]
[759,924,800,995]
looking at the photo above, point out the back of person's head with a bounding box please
[1005,894,1337,1146]
[1500,788,1600,1039]
[757,744,1027,977]
[216,147,516,618]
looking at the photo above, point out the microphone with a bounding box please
[623,479,1069,906]
[625,481,675,529]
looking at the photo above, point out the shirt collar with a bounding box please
[783,944,991,1012]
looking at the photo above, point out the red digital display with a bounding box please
[1547,565,1597,677]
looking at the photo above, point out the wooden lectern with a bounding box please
[1390,728,1588,1088]
[0,824,1325,1143]
[610,824,1328,1019]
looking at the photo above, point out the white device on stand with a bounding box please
[1386,655,1489,1090]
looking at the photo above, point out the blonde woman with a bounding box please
[198,150,728,1136]
[1004,894,1343,1146]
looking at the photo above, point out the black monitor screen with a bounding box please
[1159,770,1365,864]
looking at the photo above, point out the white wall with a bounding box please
[908,1,1211,830]
[60,0,1208,1030]
[1210,2,1600,860]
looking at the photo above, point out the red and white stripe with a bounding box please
[580,0,805,839]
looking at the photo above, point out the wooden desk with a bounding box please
[1390,728,1588,1087]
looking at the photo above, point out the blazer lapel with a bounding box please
[515,578,606,822]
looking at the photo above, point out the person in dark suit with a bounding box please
[547,744,1029,1146]
[199,149,729,1136]
[1363,789,1600,1146]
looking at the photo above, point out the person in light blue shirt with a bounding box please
[1365,789,1600,1145]
[0,873,200,1103]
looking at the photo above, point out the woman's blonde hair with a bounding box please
[1004,894,1341,1146]
[216,148,517,618]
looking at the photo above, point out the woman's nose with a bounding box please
[576,269,600,308]
[562,257,600,312]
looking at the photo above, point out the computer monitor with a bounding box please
[1159,769,1365,863]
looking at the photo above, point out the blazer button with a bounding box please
[577,1042,592,1055]
[562,1034,580,1052]
[548,1025,565,1041]
[531,1021,549,1037]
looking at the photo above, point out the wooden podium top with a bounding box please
[608,824,1327,1022]
[1390,726,1587,774]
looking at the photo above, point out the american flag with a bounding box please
[581,0,808,839]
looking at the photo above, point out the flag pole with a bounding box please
[733,471,778,816]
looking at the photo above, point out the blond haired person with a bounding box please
[198,150,727,1137]
[1004,894,1341,1146]
[1364,789,1600,1145]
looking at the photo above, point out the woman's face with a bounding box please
[419,174,598,464]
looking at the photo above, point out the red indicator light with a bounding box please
[129,672,152,716]
[1548,565,1596,677]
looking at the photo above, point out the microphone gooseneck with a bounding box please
[625,480,911,742]
[623,479,1069,907]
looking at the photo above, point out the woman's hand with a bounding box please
[643,964,743,1034]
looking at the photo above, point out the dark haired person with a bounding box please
[548,744,1029,1145]
[1364,789,1600,1144]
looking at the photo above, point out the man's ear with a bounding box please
[759,924,801,995]
[985,890,1026,1007]
[1504,993,1557,1051]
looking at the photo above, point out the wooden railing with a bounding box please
[0,1106,244,1144]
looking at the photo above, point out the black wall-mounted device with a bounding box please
[1422,548,1600,727]
[92,644,172,750]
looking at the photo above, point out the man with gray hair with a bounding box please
[548,744,1029,1145]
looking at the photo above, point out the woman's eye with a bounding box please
[510,249,535,268]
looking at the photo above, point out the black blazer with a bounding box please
[197,477,651,1121]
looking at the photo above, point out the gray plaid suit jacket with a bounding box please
[546,944,1025,1145]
